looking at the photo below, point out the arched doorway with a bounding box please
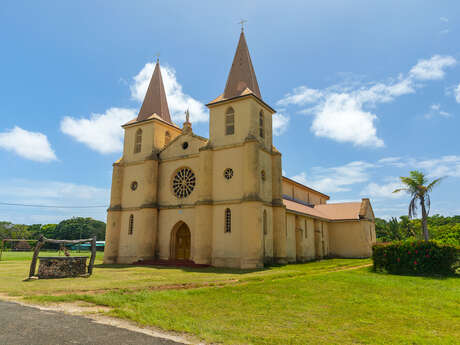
[171,222,191,261]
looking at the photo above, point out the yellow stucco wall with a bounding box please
[328,220,375,258]
[282,179,328,205]
[104,95,375,268]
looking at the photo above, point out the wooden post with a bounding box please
[0,239,4,261]
[29,236,45,278]
[88,236,97,275]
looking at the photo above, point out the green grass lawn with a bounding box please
[1,253,459,344]
[0,252,369,296]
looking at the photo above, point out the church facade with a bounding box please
[104,31,376,269]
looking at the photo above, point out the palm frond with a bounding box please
[410,170,427,186]
[426,177,444,193]
[426,193,431,216]
[393,188,408,194]
[408,196,418,219]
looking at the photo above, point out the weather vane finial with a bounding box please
[238,19,247,32]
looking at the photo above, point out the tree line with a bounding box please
[375,214,460,246]
[0,217,106,246]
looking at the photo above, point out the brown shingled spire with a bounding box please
[223,30,261,100]
[137,60,172,123]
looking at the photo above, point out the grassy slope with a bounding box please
[35,269,460,345]
[0,253,368,296]
[2,253,459,344]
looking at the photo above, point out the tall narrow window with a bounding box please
[128,214,134,235]
[259,111,264,138]
[263,210,267,235]
[134,129,142,153]
[225,107,235,135]
[164,131,171,146]
[225,208,231,233]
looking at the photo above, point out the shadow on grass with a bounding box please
[370,267,459,280]
[94,263,265,275]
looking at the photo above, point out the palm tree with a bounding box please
[393,170,443,241]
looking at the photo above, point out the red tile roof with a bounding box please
[283,199,364,221]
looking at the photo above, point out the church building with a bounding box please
[104,31,376,269]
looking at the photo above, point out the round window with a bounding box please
[224,168,234,180]
[182,142,189,150]
[130,181,138,191]
[172,168,196,198]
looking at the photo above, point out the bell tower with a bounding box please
[204,30,285,268]
[207,30,274,150]
[104,59,181,264]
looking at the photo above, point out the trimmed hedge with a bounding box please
[372,240,459,275]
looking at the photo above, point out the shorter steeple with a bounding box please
[137,60,172,123]
[223,30,261,100]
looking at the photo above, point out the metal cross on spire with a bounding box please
[238,19,247,32]
[155,52,160,63]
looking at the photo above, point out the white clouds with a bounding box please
[409,55,457,80]
[454,83,460,103]
[272,113,290,136]
[361,179,404,199]
[440,17,449,23]
[0,179,109,224]
[279,78,415,147]
[0,126,57,162]
[424,104,451,119]
[414,155,460,178]
[277,86,322,106]
[61,61,208,154]
[131,62,208,123]
[290,155,460,200]
[292,161,374,194]
[377,157,406,168]
[0,179,109,202]
[61,107,136,154]
[311,93,384,147]
[277,55,457,148]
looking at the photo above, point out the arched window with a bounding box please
[225,107,235,135]
[134,129,142,153]
[164,131,171,146]
[259,111,264,138]
[225,208,231,233]
[263,210,267,235]
[128,214,134,235]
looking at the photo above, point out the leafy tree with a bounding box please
[393,170,443,242]
[53,217,106,241]
[399,216,416,238]
[40,224,58,239]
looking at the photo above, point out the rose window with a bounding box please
[172,168,196,198]
[224,168,234,180]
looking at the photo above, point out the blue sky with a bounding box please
[1,1,459,224]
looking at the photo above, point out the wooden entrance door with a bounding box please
[175,224,190,260]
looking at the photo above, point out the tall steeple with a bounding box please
[137,60,172,123]
[223,30,261,100]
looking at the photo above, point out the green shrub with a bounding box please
[372,240,459,275]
